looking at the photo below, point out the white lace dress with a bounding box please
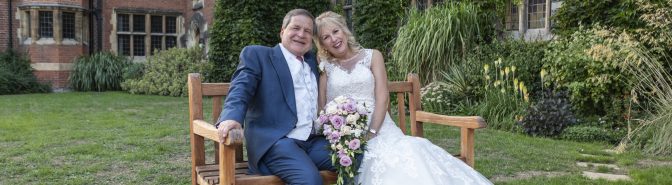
[322,49,493,185]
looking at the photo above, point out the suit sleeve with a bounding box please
[216,46,262,127]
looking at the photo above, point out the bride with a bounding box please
[314,11,493,185]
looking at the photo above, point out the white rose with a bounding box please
[346,114,359,123]
[335,96,347,104]
[341,126,352,135]
[326,106,337,115]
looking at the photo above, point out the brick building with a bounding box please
[0,0,214,90]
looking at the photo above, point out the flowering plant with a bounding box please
[317,95,371,185]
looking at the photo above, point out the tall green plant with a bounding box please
[619,36,672,156]
[69,52,129,91]
[0,50,50,94]
[209,0,329,82]
[392,2,487,83]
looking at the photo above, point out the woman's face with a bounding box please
[319,23,350,59]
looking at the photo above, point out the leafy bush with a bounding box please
[552,0,643,38]
[0,50,50,94]
[392,2,490,83]
[69,52,129,91]
[121,47,210,97]
[123,62,145,81]
[519,89,577,137]
[543,28,633,118]
[209,0,330,82]
[561,126,626,144]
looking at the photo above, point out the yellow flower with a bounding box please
[540,69,547,79]
[511,66,517,73]
[505,67,510,76]
[483,64,490,73]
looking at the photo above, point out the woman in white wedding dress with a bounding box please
[314,11,493,185]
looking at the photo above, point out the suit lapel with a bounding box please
[271,45,297,115]
[305,52,320,81]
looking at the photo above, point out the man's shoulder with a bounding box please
[242,45,272,53]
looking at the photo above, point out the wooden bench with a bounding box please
[187,73,486,185]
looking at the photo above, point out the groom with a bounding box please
[216,9,333,184]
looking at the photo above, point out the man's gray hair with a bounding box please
[281,9,316,33]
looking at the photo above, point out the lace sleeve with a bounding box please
[319,57,337,76]
[359,49,373,68]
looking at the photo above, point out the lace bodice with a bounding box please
[322,49,375,107]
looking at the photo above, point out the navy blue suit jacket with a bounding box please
[217,44,320,174]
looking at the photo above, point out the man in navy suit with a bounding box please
[216,9,334,185]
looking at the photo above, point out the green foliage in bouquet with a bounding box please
[121,47,210,97]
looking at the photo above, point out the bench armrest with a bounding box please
[192,119,244,145]
[415,111,486,129]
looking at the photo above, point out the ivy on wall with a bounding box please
[208,0,330,82]
[352,0,405,58]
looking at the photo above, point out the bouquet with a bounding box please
[317,96,371,185]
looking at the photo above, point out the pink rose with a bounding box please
[348,139,360,150]
[339,156,352,167]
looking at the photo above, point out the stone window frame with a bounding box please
[18,5,88,45]
[112,9,182,59]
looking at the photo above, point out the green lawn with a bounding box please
[1,92,671,184]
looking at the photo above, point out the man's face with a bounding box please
[280,15,314,57]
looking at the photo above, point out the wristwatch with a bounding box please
[368,128,377,135]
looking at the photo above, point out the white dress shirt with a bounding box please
[279,44,318,141]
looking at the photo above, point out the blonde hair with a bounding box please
[314,11,362,60]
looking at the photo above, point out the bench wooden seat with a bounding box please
[187,73,486,185]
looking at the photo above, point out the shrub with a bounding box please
[69,52,129,91]
[209,0,330,82]
[552,0,643,38]
[543,28,633,118]
[123,62,145,81]
[392,2,490,83]
[519,89,577,137]
[353,0,406,79]
[121,47,210,97]
[459,88,528,132]
[0,50,50,94]
[561,126,626,144]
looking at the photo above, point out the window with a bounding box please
[151,16,163,33]
[343,0,353,31]
[62,12,76,39]
[116,13,179,57]
[506,4,519,30]
[39,11,53,38]
[118,14,129,32]
[528,0,546,29]
[118,35,130,55]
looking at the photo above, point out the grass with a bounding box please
[2,92,672,184]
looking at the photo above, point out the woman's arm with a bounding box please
[368,49,389,136]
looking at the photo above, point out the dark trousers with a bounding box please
[258,135,335,185]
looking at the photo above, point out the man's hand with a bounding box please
[217,120,242,142]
